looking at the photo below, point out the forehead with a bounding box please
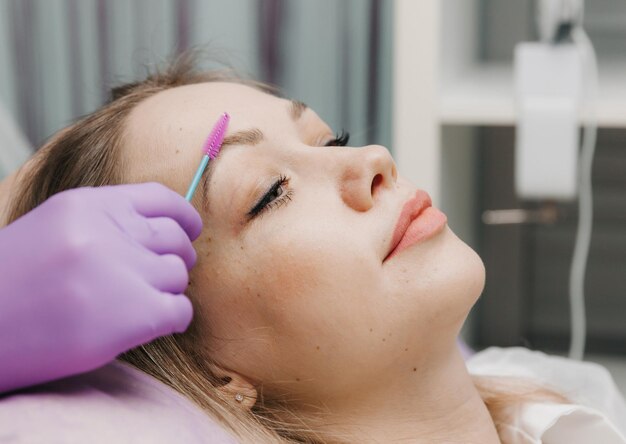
[130,81,291,139]
[123,82,295,190]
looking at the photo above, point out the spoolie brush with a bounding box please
[185,112,230,202]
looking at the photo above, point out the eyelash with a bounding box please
[247,174,293,219]
[247,130,350,220]
[325,130,350,147]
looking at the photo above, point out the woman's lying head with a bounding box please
[8,55,486,442]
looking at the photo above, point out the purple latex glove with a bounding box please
[0,183,202,394]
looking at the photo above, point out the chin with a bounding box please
[443,227,486,318]
[417,227,486,328]
[382,227,484,357]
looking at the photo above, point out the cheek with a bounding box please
[194,227,385,391]
[250,229,374,324]
[236,214,388,353]
[239,233,394,393]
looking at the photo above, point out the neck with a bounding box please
[302,346,501,444]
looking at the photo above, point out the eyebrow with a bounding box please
[197,100,307,208]
[200,128,264,206]
[290,100,308,120]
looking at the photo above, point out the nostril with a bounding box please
[371,173,383,196]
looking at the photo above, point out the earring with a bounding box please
[234,393,244,403]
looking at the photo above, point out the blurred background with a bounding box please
[0,0,625,392]
[0,0,393,155]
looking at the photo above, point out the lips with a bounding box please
[383,190,447,262]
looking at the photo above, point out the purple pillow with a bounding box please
[0,360,237,443]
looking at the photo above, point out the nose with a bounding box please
[338,145,397,212]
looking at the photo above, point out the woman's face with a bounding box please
[125,82,485,405]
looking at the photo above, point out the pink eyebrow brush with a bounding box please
[184,112,230,202]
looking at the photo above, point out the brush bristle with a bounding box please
[203,112,230,159]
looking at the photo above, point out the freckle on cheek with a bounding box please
[413,368,417,372]
[316,345,320,350]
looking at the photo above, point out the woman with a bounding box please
[6,55,626,443]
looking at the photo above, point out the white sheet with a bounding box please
[467,347,626,443]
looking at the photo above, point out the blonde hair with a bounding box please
[6,53,567,444]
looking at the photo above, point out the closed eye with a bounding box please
[247,175,292,220]
[325,130,350,147]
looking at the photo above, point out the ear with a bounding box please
[213,366,258,410]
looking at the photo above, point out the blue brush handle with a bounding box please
[185,155,210,202]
